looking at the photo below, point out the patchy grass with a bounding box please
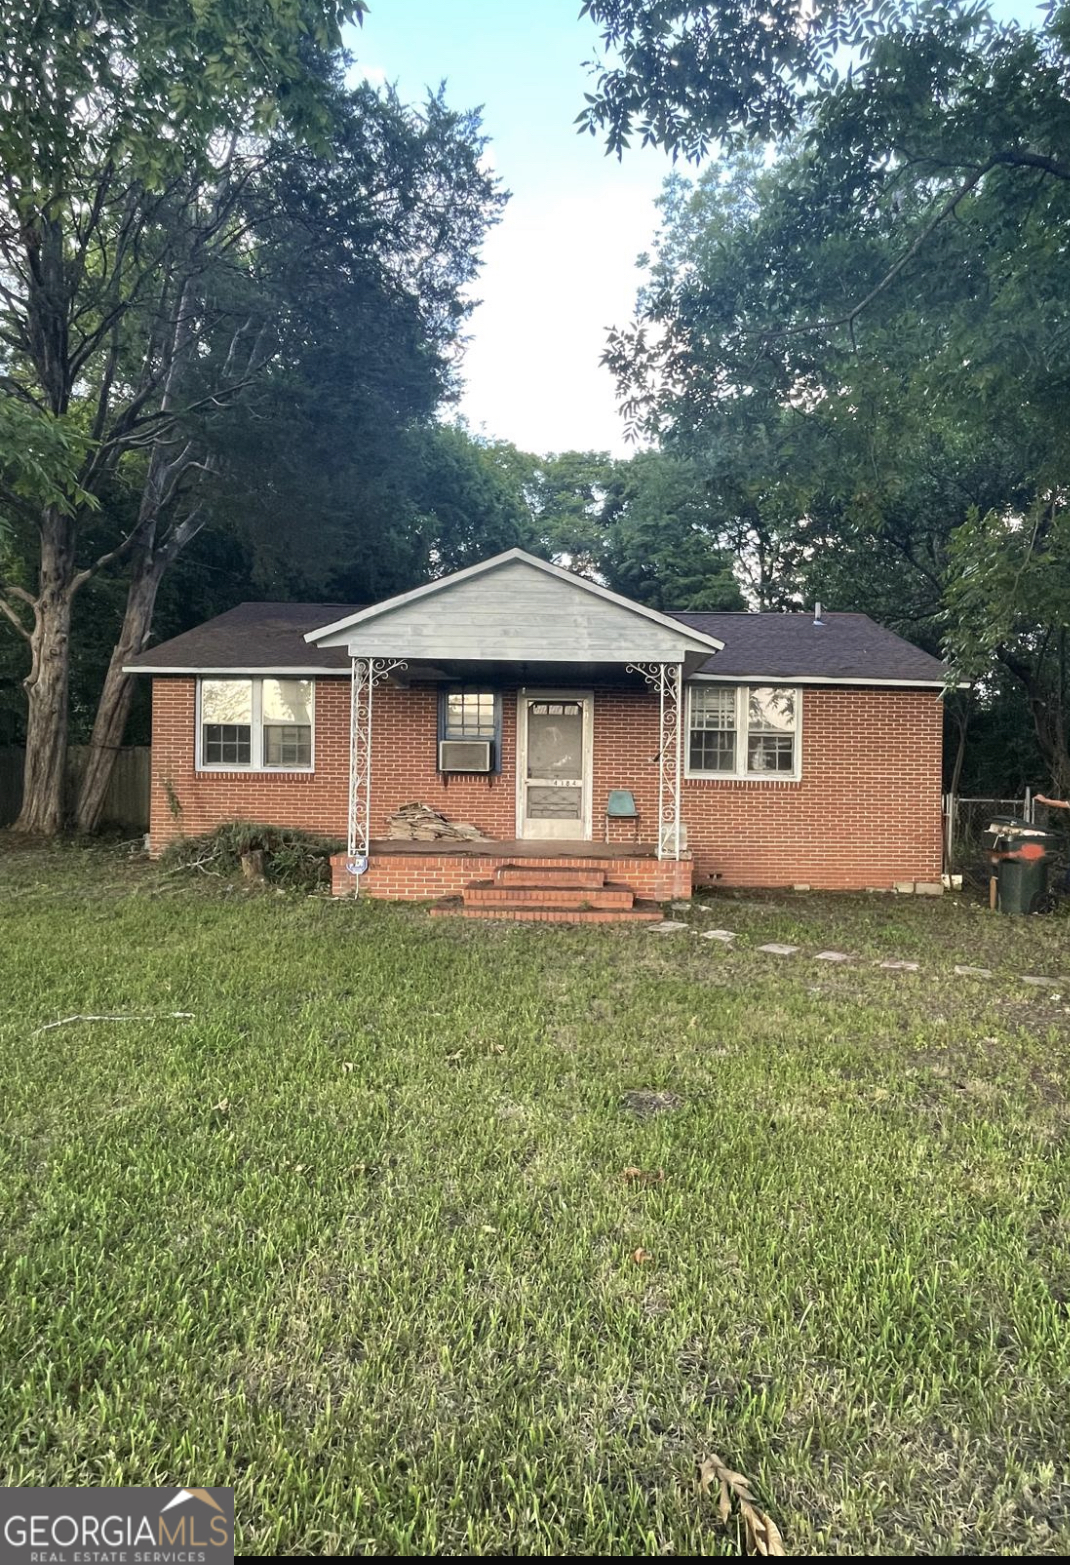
[2,839,1070,1555]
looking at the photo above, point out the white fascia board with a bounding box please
[688,672,959,689]
[123,665,345,676]
[303,547,725,653]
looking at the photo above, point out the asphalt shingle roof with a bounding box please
[127,602,949,685]
[127,602,363,671]
[675,611,948,683]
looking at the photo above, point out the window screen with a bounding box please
[202,679,252,766]
[262,679,313,767]
[688,686,737,773]
[746,687,797,774]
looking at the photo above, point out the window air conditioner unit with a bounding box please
[439,739,492,773]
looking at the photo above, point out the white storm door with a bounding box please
[518,693,593,840]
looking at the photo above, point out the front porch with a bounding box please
[329,838,693,911]
[306,550,724,912]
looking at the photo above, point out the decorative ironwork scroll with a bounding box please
[348,657,408,883]
[626,661,683,860]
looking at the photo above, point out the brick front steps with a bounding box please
[464,879,637,910]
[428,863,663,924]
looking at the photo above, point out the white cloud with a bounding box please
[458,184,657,457]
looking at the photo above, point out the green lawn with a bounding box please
[2,840,1070,1555]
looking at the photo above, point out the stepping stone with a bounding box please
[701,928,737,942]
[815,950,851,962]
[880,960,920,972]
[757,943,799,956]
[647,920,691,934]
[955,965,992,978]
[670,900,692,912]
[1022,975,1064,987]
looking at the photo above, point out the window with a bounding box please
[198,677,313,770]
[443,690,497,740]
[262,678,313,767]
[746,687,797,774]
[438,688,500,770]
[688,686,737,774]
[201,678,252,766]
[686,685,799,778]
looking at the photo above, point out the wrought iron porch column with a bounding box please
[348,656,406,889]
[627,661,683,860]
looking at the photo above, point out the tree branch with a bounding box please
[759,161,994,342]
[0,592,32,641]
[990,148,1070,182]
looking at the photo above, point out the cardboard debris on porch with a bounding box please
[386,802,487,843]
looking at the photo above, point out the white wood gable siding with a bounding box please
[308,554,721,663]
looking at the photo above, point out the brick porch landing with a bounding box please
[330,840,692,906]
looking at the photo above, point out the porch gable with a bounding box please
[304,550,723,669]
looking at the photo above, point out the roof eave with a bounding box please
[690,671,957,688]
[122,663,347,676]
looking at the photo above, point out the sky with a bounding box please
[345,1,1043,460]
[343,0,673,458]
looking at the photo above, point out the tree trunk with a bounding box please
[13,515,76,834]
[74,553,166,835]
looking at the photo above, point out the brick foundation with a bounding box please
[149,675,944,897]
[330,849,693,903]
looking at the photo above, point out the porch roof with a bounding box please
[304,550,724,673]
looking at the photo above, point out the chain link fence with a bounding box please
[943,795,1028,887]
[944,791,1070,891]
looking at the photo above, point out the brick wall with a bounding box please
[149,677,351,850]
[149,676,944,892]
[592,684,945,891]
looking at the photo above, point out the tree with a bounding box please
[600,7,1070,787]
[70,81,504,832]
[579,1,993,157]
[602,451,753,613]
[451,441,744,610]
[0,1,366,832]
[586,3,1070,329]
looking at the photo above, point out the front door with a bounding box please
[518,692,592,840]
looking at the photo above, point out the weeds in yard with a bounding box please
[161,821,344,891]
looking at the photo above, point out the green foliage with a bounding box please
[600,5,1070,786]
[161,821,344,891]
[0,1,367,198]
[0,15,505,798]
[0,402,98,533]
[578,0,941,156]
[599,451,745,610]
[173,86,506,604]
[445,440,745,611]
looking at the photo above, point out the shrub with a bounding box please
[161,821,344,892]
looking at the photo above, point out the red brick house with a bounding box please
[127,548,948,919]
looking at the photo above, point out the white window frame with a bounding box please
[684,684,802,781]
[196,676,316,773]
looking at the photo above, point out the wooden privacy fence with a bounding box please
[0,746,151,831]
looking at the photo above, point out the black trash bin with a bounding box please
[984,816,1061,914]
